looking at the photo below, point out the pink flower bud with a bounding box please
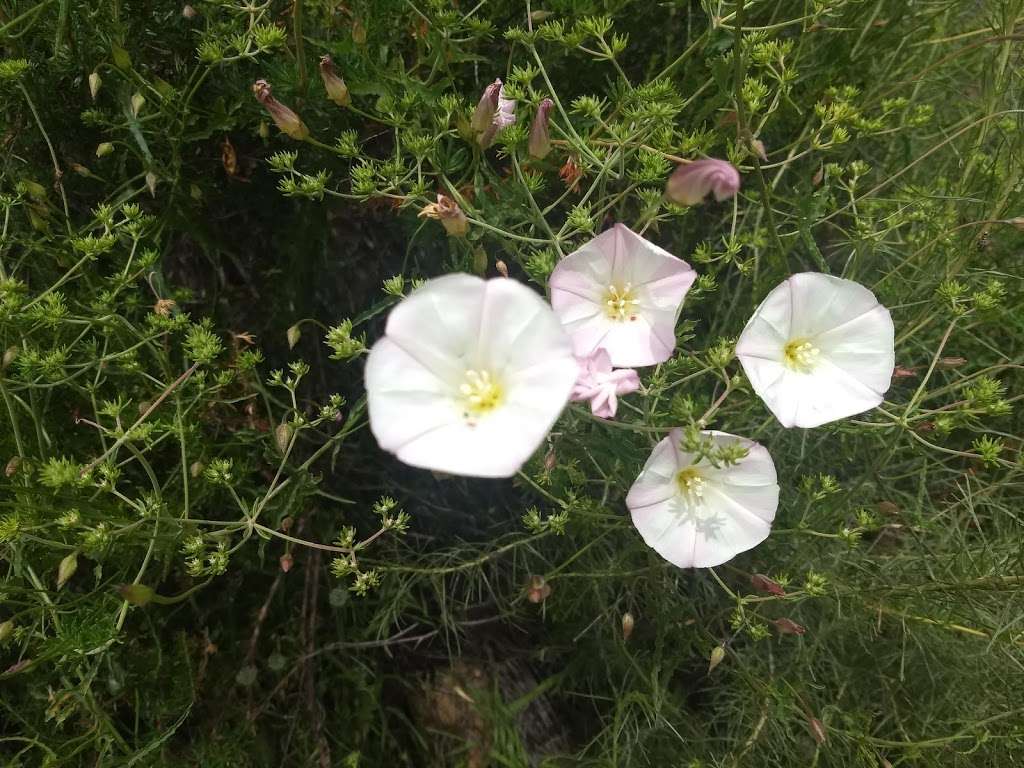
[471,79,502,134]
[252,79,309,141]
[528,98,553,159]
[665,158,741,206]
[772,617,806,636]
[526,575,552,604]
[318,55,350,107]
[750,573,785,596]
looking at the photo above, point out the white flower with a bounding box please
[549,224,697,367]
[735,272,895,428]
[626,429,778,568]
[569,348,641,419]
[364,274,578,477]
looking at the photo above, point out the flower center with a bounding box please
[603,283,639,322]
[783,339,821,373]
[675,467,706,506]
[459,369,503,421]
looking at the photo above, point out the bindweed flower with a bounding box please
[626,429,779,568]
[549,224,697,367]
[319,55,350,107]
[665,159,741,205]
[528,98,554,159]
[418,193,470,237]
[472,78,516,148]
[570,348,640,419]
[252,79,308,141]
[735,272,895,428]
[364,274,577,477]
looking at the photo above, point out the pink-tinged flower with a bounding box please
[570,348,640,419]
[626,429,779,568]
[549,224,697,367]
[364,275,577,477]
[735,273,895,428]
[528,98,554,159]
[473,79,516,148]
[252,79,308,141]
[665,159,741,205]
[319,55,350,107]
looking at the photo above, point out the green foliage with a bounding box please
[1,0,1023,766]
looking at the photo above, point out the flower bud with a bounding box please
[252,79,309,141]
[318,55,350,107]
[117,583,155,606]
[621,612,635,641]
[88,71,102,101]
[182,4,198,19]
[279,553,293,573]
[131,91,146,117]
[528,98,553,160]
[418,193,469,237]
[772,617,806,636]
[495,259,509,278]
[526,575,551,604]
[351,17,367,44]
[471,247,487,276]
[2,345,17,371]
[937,356,966,368]
[471,79,502,135]
[96,142,114,158]
[274,422,294,454]
[145,171,158,197]
[750,573,785,596]
[190,461,204,478]
[0,619,13,642]
[5,456,21,478]
[708,644,726,673]
[543,448,556,472]
[665,158,741,206]
[57,552,78,589]
[287,323,302,349]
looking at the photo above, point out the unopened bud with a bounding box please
[2,345,17,370]
[252,79,309,141]
[131,92,146,117]
[530,10,554,21]
[57,552,78,589]
[771,617,806,636]
[893,366,917,378]
[279,553,293,573]
[0,620,13,642]
[117,583,155,606]
[145,172,158,197]
[318,55,350,107]
[189,461,204,478]
[71,163,92,177]
[351,17,367,44]
[182,4,198,19]
[495,259,509,278]
[708,644,726,673]
[88,71,102,101]
[750,573,785,596]
[621,612,635,641]
[5,456,21,477]
[280,516,294,533]
[526,575,551,604]
[528,98,553,160]
[274,422,294,454]
[808,716,827,745]
[286,323,301,349]
[96,142,114,158]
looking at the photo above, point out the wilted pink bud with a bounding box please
[665,158,741,206]
[318,55,350,107]
[750,573,785,596]
[252,79,309,141]
[471,79,503,134]
[528,98,554,160]
[280,553,293,573]
[772,617,806,635]
[418,193,469,237]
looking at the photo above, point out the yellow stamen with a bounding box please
[603,283,639,322]
[676,467,706,506]
[459,369,503,420]
[783,339,821,373]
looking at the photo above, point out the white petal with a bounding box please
[788,272,884,338]
[627,429,779,568]
[816,304,895,394]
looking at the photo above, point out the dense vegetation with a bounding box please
[0,0,1022,765]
